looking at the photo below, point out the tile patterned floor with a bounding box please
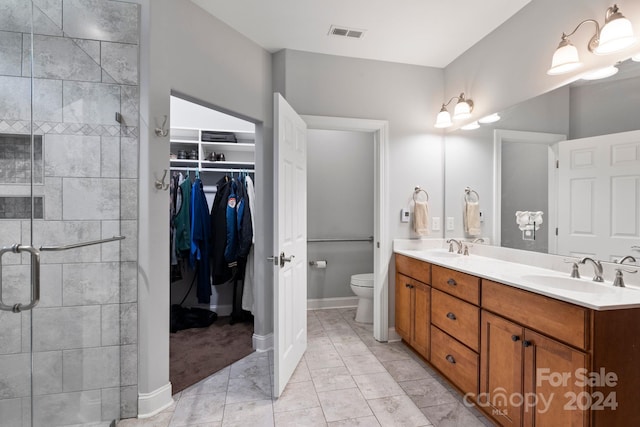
[118,308,495,427]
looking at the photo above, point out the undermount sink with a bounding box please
[424,250,461,259]
[521,274,621,295]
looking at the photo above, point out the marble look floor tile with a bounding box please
[382,358,432,382]
[169,392,226,427]
[307,335,333,350]
[304,348,344,370]
[317,387,373,422]
[221,399,274,427]
[420,402,486,427]
[327,416,381,426]
[399,378,458,408]
[342,354,386,376]
[274,406,327,426]
[273,380,320,414]
[226,375,272,404]
[333,340,371,357]
[117,412,172,427]
[369,342,412,362]
[368,395,432,427]
[310,366,357,392]
[182,367,230,396]
[352,371,405,400]
[289,358,311,383]
[229,353,270,379]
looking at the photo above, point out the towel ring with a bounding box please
[464,187,480,203]
[413,186,429,202]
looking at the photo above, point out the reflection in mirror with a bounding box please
[445,58,640,259]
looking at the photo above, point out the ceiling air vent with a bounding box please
[329,25,365,39]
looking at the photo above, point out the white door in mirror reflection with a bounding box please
[558,130,640,261]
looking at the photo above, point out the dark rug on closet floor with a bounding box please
[170,316,254,393]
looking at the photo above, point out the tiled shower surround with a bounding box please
[0,1,140,425]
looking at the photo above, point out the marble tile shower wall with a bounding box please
[0,1,140,425]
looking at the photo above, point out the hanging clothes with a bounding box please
[174,174,192,256]
[190,177,213,303]
[210,175,233,285]
[242,175,256,313]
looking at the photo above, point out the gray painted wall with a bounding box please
[307,129,374,300]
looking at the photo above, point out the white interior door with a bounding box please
[558,130,640,260]
[273,93,308,397]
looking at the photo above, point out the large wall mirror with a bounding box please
[444,59,640,261]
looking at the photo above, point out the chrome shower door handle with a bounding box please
[0,244,41,313]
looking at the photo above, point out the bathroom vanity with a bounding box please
[394,248,640,427]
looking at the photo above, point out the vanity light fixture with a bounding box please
[461,121,480,130]
[581,64,619,80]
[478,113,501,124]
[434,93,474,128]
[547,4,637,76]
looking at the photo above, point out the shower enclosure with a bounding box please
[0,1,140,425]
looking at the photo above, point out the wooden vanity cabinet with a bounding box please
[395,255,431,360]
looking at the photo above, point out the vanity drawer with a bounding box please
[432,289,480,352]
[396,254,431,284]
[482,280,589,350]
[431,325,479,395]
[432,265,480,305]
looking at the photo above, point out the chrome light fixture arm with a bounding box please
[560,18,601,53]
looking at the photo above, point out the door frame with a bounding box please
[493,129,566,252]
[302,115,390,342]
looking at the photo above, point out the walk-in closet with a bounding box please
[168,95,256,392]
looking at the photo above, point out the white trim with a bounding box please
[493,130,566,248]
[253,332,273,352]
[302,115,390,343]
[137,382,173,419]
[387,327,402,342]
[209,304,233,317]
[307,297,358,310]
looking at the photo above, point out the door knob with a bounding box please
[268,252,295,267]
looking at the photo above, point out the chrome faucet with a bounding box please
[472,238,485,244]
[564,259,580,278]
[613,256,638,287]
[447,239,463,254]
[579,257,604,282]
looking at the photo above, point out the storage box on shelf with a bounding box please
[169,127,255,173]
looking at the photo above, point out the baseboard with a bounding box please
[137,382,173,419]
[307,297,358,310]
[253,332,273,352]
[209,304,233,317]
[387,327,402,342]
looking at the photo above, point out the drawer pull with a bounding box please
[445,354,456,364]
[446,312,457,321]
[511,335,520,342]
[523,340,532,348]
[447,278,457,286]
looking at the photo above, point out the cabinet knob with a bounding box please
[405,283,411,288]
[523,340,532,347]
[445,354,456,364]
[446,312,457,321]
[447,278,457,286]
[511,335,520,342]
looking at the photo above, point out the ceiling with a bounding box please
[191,0,532,68]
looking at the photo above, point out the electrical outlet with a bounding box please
[432,217,441,231]
[401,208,410,223]
[479,211,484,223]
[446,217,455,231]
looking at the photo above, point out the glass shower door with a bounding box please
[0,1,140,425]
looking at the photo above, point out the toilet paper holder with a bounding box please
[309,260,328,267]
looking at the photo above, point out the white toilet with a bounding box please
[350,273,374,323]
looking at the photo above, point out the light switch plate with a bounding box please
[446,217,455,231]
[401,208,410,223]
[432,217,441,231]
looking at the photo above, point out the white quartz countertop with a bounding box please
[394,248,640,311]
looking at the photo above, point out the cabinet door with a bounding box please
[412,282,430,359]
[480,311,524,427]
[395,273,412,341]
[523,330,588,427]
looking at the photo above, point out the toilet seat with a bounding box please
[351,273,374,288]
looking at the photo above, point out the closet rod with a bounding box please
[307,236,373,243]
